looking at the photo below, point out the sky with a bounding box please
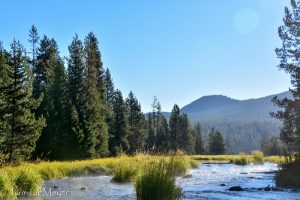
[0,0,291,112]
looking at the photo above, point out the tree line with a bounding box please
[0,26,225,164]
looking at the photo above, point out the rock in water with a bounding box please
[228,186,244,191]
[220,184,226,186]
[183,174,193,178]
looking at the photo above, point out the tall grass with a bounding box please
[0,172,15,200]
[14,168,43,194]
[135,160,182,200]
[0,154,195,199]
[251,151,264,165]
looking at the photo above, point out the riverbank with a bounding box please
[20,162,300,200]
[0,154,285,199]
[0,155,196,199]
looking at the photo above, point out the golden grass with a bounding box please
[0,154,284,199]
[190,153,283,165]
[0,155,196,199]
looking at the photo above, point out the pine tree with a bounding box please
[0,40,45,163]
[67,34,86,157]
[208,128,226,155]
[32,35,56,100]
[156,115,170,152]
[126,91,146,154]
[169,104,180,150]
[28,25,39,68]
[193,122,205,154]
[271,0,300,160]
[110,90,129,155]
[178,113,194,154]
[83,32,109,157]
[146,113,156,150]
[33,37,64,159]
[105,68,115,107]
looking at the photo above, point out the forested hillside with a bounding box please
[161,92,290,153]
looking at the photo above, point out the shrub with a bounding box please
[0,172,15,200]
[167,156,189,176]
[135,160,182,200]
[111,163,137,183]
[251,151,264,165]
[14,168,43,194]
[276,160,300,188]
[231,153,248,165]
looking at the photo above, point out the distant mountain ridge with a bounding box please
[180,91,292,122]
[159,91,291,153]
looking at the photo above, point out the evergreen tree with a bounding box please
[83,32,109,157]
[67,34,86,157]
[271,0,300,160]
[146,113,156,150]
[28,25,39,67]
[32,35,56,100]
[105,68,115,107]
[193,122,205,154]
[126,91,146,154]
[45,57,75,159]
[0,40,45,163]
[178,113,194,154]
[169,104,180,150]
[33,37,64,159]
[208,128,226,155]
[110,90,129,155]
[156,115,170,152]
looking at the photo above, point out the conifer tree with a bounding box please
[33,37,64,159]
[208,128,226,155]
[67,34,86,157]
[178,113,194,154]
[126,91,146,154]
[271,0,300,160]
[83,32,109,157]
[146,113,156,150]
[110,90,129,155]
[193,122,205,154]
[169,104,180,150]
[0,40,45,163]
[28,25,39,67]
[105,68,115,107]
[156,115,170,152]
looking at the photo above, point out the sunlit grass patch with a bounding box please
[14,168,43,194]
[0,172,15,200]
[135,160,182,200]
[251,151,264,165]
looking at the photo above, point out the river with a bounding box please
[21,162,300,200]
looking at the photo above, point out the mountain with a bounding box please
[181,91,292,122]
[162,91,291,153]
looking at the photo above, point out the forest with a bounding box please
[0,26,228,164]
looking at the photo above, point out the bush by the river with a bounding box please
[276,160,300,188]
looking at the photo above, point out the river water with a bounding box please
[22,162,300,200]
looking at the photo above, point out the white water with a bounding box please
[21,163,300,200]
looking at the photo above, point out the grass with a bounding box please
[190,153,283,165]
[0,172,15,200]
[0,154,195,199]
[14,168,43,194]
[0,153,285,199]
[135,160,182,200]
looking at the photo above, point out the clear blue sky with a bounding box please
[0,0,290,112]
